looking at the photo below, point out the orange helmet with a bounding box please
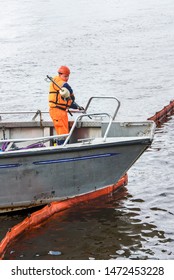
[58,66,70,76]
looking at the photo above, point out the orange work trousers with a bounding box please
[49,108,69,135]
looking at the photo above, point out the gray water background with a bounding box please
[0,0,174,260]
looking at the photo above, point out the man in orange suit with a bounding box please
[49,66,84,144]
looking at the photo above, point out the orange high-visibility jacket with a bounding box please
[49,76,72,110]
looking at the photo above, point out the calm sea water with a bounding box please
[0,0,174,260]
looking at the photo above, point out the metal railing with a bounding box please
[0,96,120,122]
[0,134,69,152]
[0,112,113,151]
[63,112,113,145]
[83,96,120,120]
[0,96,121,151]
[0,110,48,123]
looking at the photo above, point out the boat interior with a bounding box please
[0,97,155,152]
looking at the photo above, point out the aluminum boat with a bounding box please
[0,97,156,213]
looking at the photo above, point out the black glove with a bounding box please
[78,106,84,110]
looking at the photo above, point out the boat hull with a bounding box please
[0,139,150,212]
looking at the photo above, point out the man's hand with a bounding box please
[78,106,85,110]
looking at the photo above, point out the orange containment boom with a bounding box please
[148,99,174,126]
[0,175,128,259]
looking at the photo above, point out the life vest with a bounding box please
[49,76,72,110]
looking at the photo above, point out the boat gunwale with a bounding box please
[0,137,153,159]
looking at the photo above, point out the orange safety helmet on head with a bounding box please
[58,66,70,76]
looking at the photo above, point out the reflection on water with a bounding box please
[0,214,25,241]
[3,191,173,260]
